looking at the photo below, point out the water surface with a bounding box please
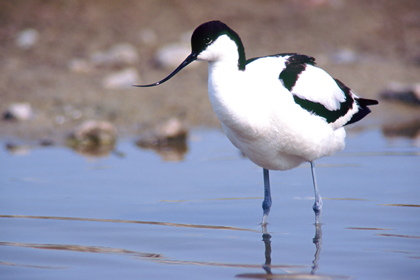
[1,129,419,279]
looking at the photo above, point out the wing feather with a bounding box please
[278,54,377,127]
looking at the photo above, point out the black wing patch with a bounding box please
[278,54,316,91]
[281,53,316,65]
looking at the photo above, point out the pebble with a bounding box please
[69,43,138,73]
[380,83,420,106]
[155,117,188,141]
[330,48,359,64]
[3,103,33,121]
[66,120,117,156]
[90,43,139,66]
[382,119,420,141]
[68,58,93,73]
[102,67,140,89]
[5,143,32,156]
[136,118,188,161]
[155,43,192,69]
[16,29,39,50]
[138,28,157,45]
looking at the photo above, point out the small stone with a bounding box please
[382,119,420,140]
[330,48,359,64]
[5,143,31,156]
[136,118,188,161]
[16,29,39,50]
[90,43,138,66]
[155,43,193,69]
[380,83,420,106]
[55,115,65,125]
[156,117,188,141]
[102,68,140,89]
[66,120,117,156]
[3,103,33,121]
[39,139,54,147]
[68,58,93,73]
[138,28,157,45]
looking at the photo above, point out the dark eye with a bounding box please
[204,37,212,45]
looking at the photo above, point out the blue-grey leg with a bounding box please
[310,161,323,223]
[262,168,272,226]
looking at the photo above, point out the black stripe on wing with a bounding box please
[292,79,355,124]
[278,54,316,91]
[292,78,378,125]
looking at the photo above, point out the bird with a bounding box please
[135,20,378,225]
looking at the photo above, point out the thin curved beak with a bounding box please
[134,53,197,87]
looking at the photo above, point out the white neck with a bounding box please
[197,35,242,67]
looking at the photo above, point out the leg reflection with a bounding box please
[262,232,272,275]
[260,222,323,277]
[311,222,323,274]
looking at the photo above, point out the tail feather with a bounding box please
[345,98,378,126]
[358,98,379,107]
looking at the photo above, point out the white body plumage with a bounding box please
[203,36,346,170]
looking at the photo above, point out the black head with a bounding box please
[134,20,245,87]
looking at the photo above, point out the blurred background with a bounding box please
[1,0,419,147]
[1,2,420,278]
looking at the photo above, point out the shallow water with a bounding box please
[1,129,419,279]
